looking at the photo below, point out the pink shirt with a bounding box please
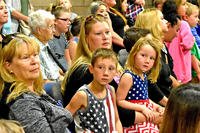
[166,20,194,83]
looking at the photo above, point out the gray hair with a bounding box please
[90,1,106,15]
[28,9,55,32]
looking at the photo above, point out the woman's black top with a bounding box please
[108,10,126,53]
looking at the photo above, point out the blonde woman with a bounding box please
[0,34,72,133]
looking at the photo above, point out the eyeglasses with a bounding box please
[57,18,71,22]
[1,33,17,48]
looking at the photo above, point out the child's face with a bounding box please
[134,44,156,73]
[89,57,117,85]
[55,12,71,33]
[187,10,199,28]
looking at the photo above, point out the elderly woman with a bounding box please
[0,0,8,41]
[28,9,63,83]
[0,34,72,133]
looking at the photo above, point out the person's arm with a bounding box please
[65,90,87,116]
[9,96,72,133]
[68,39,78,61]
[181,21,195,50]
[65,48,72,67]
[170,75,181,88]
[111,31,125,48]
[192,55,200,81]
[148,82,167,106]
[110,86,123,132]
[158,96,168,107]
[11,9,29,22]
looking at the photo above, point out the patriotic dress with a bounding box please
[123,70,159,133]
[74,84,116,133]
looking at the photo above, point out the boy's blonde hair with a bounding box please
[91,48,118,67]
[186,2,199,16]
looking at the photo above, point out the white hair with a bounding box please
[28,9,55,32]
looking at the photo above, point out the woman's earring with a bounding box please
[10,70,13,74]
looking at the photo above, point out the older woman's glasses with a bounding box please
[1,33,17,48]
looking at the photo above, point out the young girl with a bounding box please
[66,48,123,133]
[116,36,164,133]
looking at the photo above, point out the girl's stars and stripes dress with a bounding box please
[123,70,159,133]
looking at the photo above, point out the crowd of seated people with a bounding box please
[0,0,200,132]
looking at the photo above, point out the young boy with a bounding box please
[185,2,200,82]
[66,48,123,133]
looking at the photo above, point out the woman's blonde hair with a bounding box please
[0,119,25,133]
[134,8,164,44]
[125,36,161,83]
[0,34,44,103]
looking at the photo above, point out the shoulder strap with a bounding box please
[47,46,67,73]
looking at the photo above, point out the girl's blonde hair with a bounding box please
[0,34,44,103]
[125,36,161,83]
[134,8,164,45]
